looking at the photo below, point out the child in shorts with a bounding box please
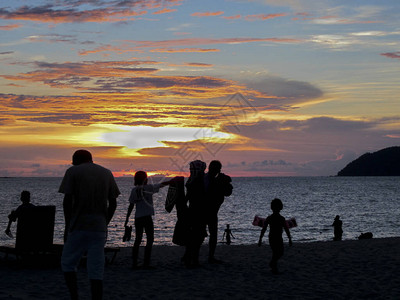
[258,198,292,274]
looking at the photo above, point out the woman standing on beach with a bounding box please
[182,160,207,268]
[258,198,292,274]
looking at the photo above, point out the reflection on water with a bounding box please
[1,177,399,246]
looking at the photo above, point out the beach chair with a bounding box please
[0,205,57,259]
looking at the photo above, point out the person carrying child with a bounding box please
[258,198,292,274]
[124,171,170,269]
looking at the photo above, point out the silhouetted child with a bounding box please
[332,215,343,241]
[5,190,35,238]
[258,198,292,274]
[222,224,235,245]
[124,171,170,269]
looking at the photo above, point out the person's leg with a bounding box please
[132,217,144,268]
[207,215,218,262]
[86,231,106,300]
[64,272,78,300]
[143,216,154,267]
[61,231,87,299]
[90,280,103,300]
[269,238,284,274]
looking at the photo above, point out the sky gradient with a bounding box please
[1,0,399,177]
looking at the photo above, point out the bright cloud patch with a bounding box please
[100,125,231,149]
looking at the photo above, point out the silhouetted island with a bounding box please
[337,146,400,176]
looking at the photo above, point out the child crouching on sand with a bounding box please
[258,198,292,274]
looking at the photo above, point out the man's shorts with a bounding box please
[61,230,106,280]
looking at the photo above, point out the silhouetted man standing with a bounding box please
[59,150,120,300]
[204,160,232,263]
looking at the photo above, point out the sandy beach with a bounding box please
[0,237,399,299]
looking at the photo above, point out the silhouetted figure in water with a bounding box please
[222,224,235,245]
[258,198,292,274]
[124,171,170,269]
[204,160,233,263]
[183,160,207,268]
[5,190,35,238]
[59,150,120,300]
[332,215,343,241]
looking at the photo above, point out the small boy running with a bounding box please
[258,198,292,274]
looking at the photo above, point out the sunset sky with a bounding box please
[1,0,399,177]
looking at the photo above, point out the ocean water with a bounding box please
[0,176,399,247]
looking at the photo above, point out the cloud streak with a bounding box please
[0,1,183,23]
[191,11,224,17]
[381,52,400,60]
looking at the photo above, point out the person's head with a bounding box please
[335,215,340,220]
[20,190,30,203]
[208,160,222,176]
[189,160,206,177]
[72,149,93,166]
[226,224,230,228]
[271,198,283,213]
[134,171,148,186]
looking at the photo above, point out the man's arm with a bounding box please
[63,194,73,242]
[107,197,117,225]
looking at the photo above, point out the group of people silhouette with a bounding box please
[123,159,233,269]
[4,149,345,300]
[4,150,235,300]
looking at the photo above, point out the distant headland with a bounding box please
[337,146,400,176]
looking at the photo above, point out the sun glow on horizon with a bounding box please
[99,124,232,150]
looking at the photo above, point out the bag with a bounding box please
[165,176,185,213]
[358,232,373,239]
[220,173,233,197]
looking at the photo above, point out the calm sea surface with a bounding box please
[1,177,399,247]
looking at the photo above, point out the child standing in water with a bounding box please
[222,224,235,245]
[258,198,292,274]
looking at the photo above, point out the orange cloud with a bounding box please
[191,11,224,17]
[152,8,177,15]
[223,15,241,20]
[0,23,22,30]
[244,13,287,21]
[183,62,214,67]
[79,45,143,56]
[149,47,219,53]
[1,61,161,91]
